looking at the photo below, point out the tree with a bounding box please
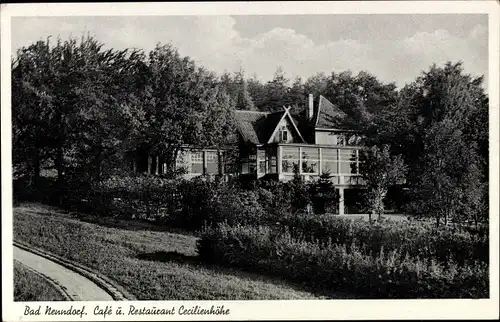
[12,35,145,188]
[262,66,291,111]
[310,172,339,214]
[304,72,328,98]
[322,70,398,131]
[288,164,311,212]
[358,145,407,223]
[288,76,306,109]
[247,74,267,110]
[233,68,256,111]
[383,62,488,225]
[142,44,235,171]
[410,119,483,226]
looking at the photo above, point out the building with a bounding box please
[232,94,365,214]
[129,94,365,214]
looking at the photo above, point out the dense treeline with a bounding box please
[12,35,489,226]
[12,36,234,189]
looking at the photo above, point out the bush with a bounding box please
[210,189,266,226]
[280,213,488,265]
[58,174,182,221]
[197,223,488,298]
[309,173,339,214]
[170,178,268,230]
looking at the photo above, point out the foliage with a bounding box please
[198,222,488,298]
[309,172,339,214]
[141,44,235,170]
[288,165,312,211]
[279,213,488,265]
[401,63,486,225]
[12,37,235,196]
[358,145,407,222]
[12,36,146,186]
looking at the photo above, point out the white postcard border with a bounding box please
[1,1,499,321]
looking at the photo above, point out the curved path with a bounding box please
[14,246,114,301]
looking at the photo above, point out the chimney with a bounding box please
[308,94,314,119]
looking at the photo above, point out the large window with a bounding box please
[282,146,299,173]
[257,148,267,173]
[241,151,257,174]
[321,148,338,174]
[190,151,204,174]
[301,147,319,173]
[268,148,277,173]
[206,151,219,174]
[175,151,190,172]
[339,149,358,175]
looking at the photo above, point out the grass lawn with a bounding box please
[14,261,67,301]
[13,203,351,300]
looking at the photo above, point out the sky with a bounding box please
[11,14,488,89]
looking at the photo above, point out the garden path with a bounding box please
[13,246,113,301]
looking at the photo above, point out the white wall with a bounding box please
[315,131,338,145]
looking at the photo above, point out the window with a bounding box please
[268,148,277,173]
[257,148,267,173]
[339,149,358,175]
[175,151,190,172]
[190,151,203,174]
[206,151,219,174]
[278,125,289,143]
[280,130,288,142]
[321,148,338,174]
[282,146,299,173]
[301,147,319,174]
[241,150,257,174]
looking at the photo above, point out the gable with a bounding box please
[268,116,299,143]
[267,108,306,144]
[234,108,305,145]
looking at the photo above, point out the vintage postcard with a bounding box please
[1,1,499,321]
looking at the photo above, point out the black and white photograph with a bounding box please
[1,1,499,321]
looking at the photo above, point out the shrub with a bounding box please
[198,223,488,298]
[209,189,266,226]
[170,179,268,230]
[173,177,221,229]
[280,213,488,265]
[58,174,182,221]
[309,173,339,214]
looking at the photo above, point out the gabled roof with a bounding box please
[233,110,271,144]
[266,106,305,144]
[314,95,347,129]
[234,108,305,145]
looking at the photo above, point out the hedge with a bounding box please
[197,223,488,298]
[280,213,488,265]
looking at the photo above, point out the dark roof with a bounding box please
[234,110,286,144]
[315,95,347,129]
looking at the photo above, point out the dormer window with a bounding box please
[279,126,289,142]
